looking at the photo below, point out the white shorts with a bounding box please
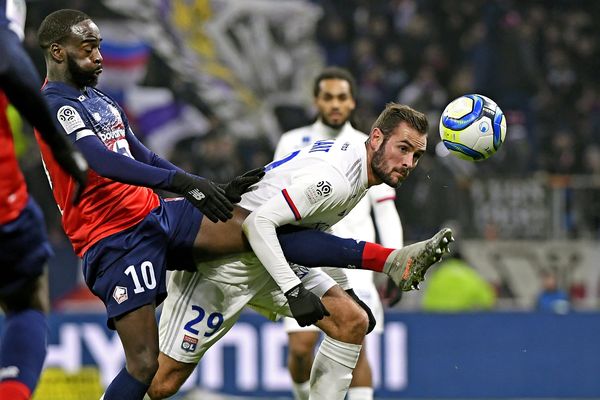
[283,269,384,334]
[159,254,336,364]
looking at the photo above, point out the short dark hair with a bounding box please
[38,9,91,49]
[313,66,357,98]
[371,102,429,138]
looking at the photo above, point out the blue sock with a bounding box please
[277,227,366,268]
[103,368,150,400]
[0,310,47,393]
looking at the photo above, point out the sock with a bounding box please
[277,228,394,272]
[291,380,310,400]
[309,336,361,400]
[0,310,47,395]
[0,380,31,400]
[103,368,150,400]
[347,386,374,400]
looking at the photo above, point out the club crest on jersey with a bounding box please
[112,286,128,304]
[181,335,198,352]
[304,180,332,205]
[57,105,85,134]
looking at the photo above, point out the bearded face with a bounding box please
[369,123,427,188]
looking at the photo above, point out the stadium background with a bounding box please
[2,0,599,398]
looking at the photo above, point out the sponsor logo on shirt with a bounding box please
[112,286,128,304]
[304,180,332,204]
[181,335,198,352]
[57,105,86,134]
[97,129,126,142]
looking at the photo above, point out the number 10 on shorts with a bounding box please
[124,261,157,293]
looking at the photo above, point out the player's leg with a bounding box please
[252,269,368,400]
[0,271,49,400]
[348,346,373,400]
[284,318,320,400]
[192,206,453,289]
[102,305,160,399]
[0,199,52,400]
[346,276,383,400]
[85,205,174,400]
[149,268,253,399]
[310,285,368,400]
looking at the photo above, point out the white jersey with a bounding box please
[273,120,403,288]
[242,135,373,293]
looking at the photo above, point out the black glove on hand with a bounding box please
[285,283,330,327]
[346,289,376,334]
[218,167,265,203]
[48,141,88,204]
[170,171,234,223]
[383,278,403,307]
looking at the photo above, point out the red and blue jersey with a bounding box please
[36,82,159,256]
[0,90,28,224]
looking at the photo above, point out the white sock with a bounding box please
[291,380,310,400]
[347,386,374,400]
[309,336,361,400]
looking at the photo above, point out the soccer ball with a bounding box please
[439,94,507,161]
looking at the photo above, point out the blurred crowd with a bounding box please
[16,1,600,246]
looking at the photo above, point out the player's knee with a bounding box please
[127,353,159,383]
[347,306,369,338]
[331,300,368,342]
[288,336,316,359]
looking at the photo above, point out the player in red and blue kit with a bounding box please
[37,9,451,400]
[0,1,88,399]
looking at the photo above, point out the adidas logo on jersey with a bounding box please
[287,287,300,297]
[189,189,205,201]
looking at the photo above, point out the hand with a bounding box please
[170,172,234,223]
[218,167,265,203]
[346,289,376,334]
[382,278,403,307]
[285,283,330,327]
[50,144,88,204]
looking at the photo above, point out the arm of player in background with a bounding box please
[369,184,403,248]
[242,166,351,294]
[369,184,404,306]
[0,24,88,200]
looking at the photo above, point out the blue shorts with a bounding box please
[82,197,202,329]
[0,198,53,297]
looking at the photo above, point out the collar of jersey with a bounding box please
[313,119,353,138]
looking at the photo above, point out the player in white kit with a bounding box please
[274,67,403,400]
[148,103,453,399]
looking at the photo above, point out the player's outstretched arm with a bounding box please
[74,134,234,222]
[0,26,88,202]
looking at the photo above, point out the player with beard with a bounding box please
[35,10,452,400]
[273,67,404,400]
[150,102,453,400]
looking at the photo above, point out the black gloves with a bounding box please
[218,167,265,203]
[285,283,330,327]
[346,289,376,334]
[169,171,234,223]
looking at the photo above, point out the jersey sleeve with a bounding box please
[242,165,351,293]
[46,97,94,144]
[368,183,403,248]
